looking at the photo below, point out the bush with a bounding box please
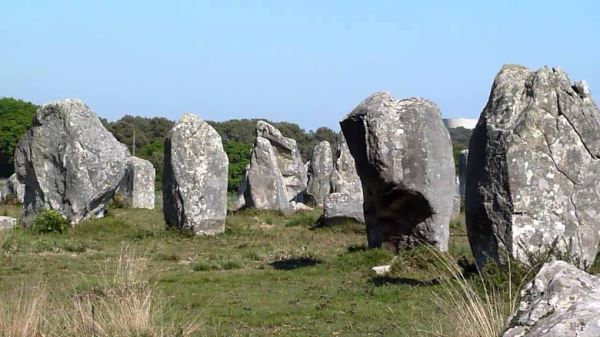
[109,192,130,209]
[32,210,69,234]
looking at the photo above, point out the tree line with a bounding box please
[0,97,472,191]
[0,98,338,191]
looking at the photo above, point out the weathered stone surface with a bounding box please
[1,174,25,204]
[306,141,333,206]
[0,216,17,230]
[163,114,228,235]
[341,92,455,251]
[322,192,364,224]
[291,201,313,212]
[465,65,600,268]
[320,133,365,225]
[451,195,461,220]
[14,99,130,226]
[118,157,155,209]
[503,261,600,337]
[330,133,362,195]
[458,149,468,196]
[243,121,307,213]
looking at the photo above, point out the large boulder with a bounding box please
[306,141,333,206]
[1,173,25,204]
[118,157,155,209]
[465,65,600,269]
[242,121,307,213]
[340,92,455,251]
[14,100,130,226]
[320,133,365,225]
[503,261,600,337]
[163,114,228,235]
[322,193,364,225]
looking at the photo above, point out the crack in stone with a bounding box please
[556,89,597,159]
[568,195,585,263]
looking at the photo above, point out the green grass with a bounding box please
[0,204,496,336]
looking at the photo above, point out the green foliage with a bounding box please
[0,98,38,177]
[138,139,165,184]
[224,141,251,192]
[208,119,338,161]
[448,126,472,168]
[109,192,130,209]
[104,116,174,187]
[32,209,69,234]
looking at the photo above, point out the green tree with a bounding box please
[448,127,473,169]
[137,139,166,185]
[0,98,38,177]
[224,141,252,192]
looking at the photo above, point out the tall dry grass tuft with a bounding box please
[48,247,200,337]
[414,248,525,337]
[0,285,45,337]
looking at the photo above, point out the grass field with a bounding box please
[0,202,570,336]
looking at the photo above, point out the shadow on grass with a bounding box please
[270,257,322,270]
[347,244,367,253]
[369,276,439,287]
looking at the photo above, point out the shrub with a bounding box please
[220,260,242,270]
[32,210,69,234]
[109,192,130,209]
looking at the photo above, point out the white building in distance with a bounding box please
[443,118,478,129]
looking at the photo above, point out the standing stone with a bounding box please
[243,121,307,213]
[466,65,600,269]
[341,92,455,251]
[503,261,600,337]
[0,216,17,230]
[458,149,468,196]
[2,174,25,204]
[118,157,155,209]
[14,100,130,226]
[163,114,228,235]
[321,133,365,225]
[306,141,333,206]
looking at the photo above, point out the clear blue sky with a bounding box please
[1,1,599,131]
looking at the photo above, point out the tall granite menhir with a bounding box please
[15,100,130,225]
[320,133,364,225]
[341,92,455,251]
[306,141,333,206]
[163,114,228,235]
[241,121,307,213]
[118,157,155,209]
[466,65,600,269]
